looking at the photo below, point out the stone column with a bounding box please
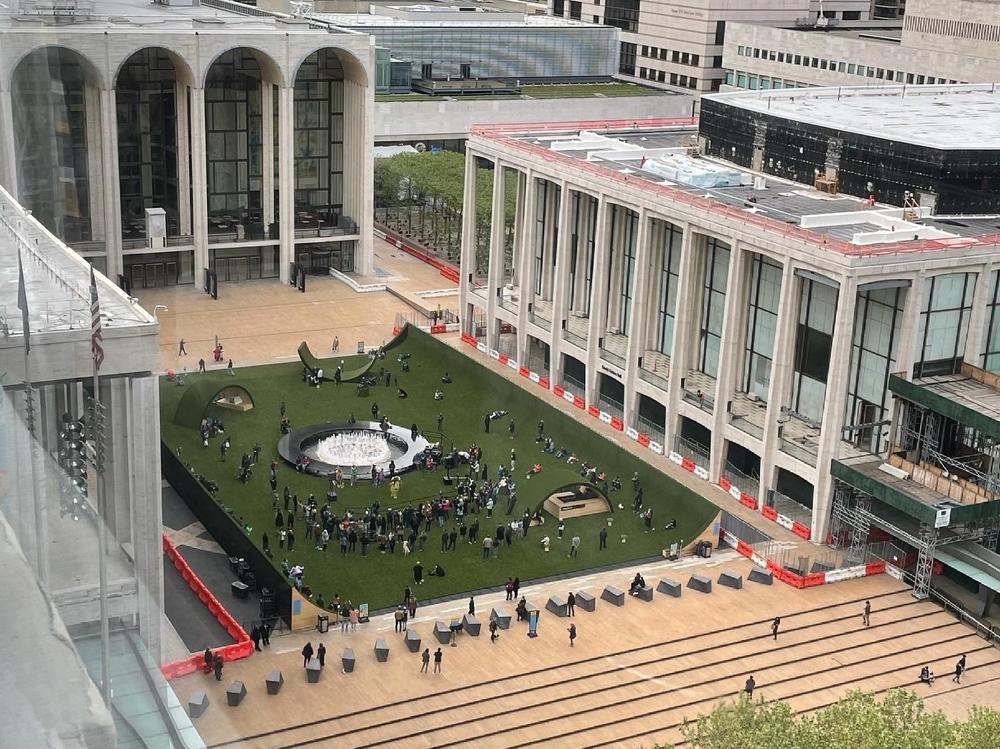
[895,272,927,376]
[344,74,374,277]
[484,162,507,350]
[261,83,275,229]
[174,82,191,237]
[459,150,479,338]
[963,263,993,364]
[812,276,860,543]
[709,244,749,483]
[99,88,123,282]
[548,180,573,376]
[759,261,797,499]
[0,83,18,196]
[129,376,164,663]
[623,209,651,426]
[585,197,610,404]
[514,171,537,363]
[189,87,209,288]
[664,228,699,450]
[277,86,295,284]
[87,85,106,243]
[102,377,133,546]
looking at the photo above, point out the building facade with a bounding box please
[458,97,1000,544]
[0,0,375,291]
[546,0,869,94]
[722,0,1000,91]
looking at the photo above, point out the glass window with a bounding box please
[916,272,977,376]
[743,255,782,400]
[982,270,1000,372]
[654,220,682,355]
[698,238,731,377]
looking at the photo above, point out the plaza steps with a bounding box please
[238,587,1000,749]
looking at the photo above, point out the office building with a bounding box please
[546,0,869,94]
[723,0,1000,90]
[0,0,375,290]
[458,85,1000,549]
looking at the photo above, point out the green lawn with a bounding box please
[375,83,666,103]
[160,329,716,611]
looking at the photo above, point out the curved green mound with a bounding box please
[297,343,373,383]
[173,381,254,430]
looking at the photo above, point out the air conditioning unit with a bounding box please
[814,176,839,194]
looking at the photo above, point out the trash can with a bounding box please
[317,614,329,633]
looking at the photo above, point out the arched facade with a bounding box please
[0,22,374,288]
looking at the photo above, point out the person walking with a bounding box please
[482,536,493,560]
[332,335,339,353]
[569,535,581,558]
[301,642,314,667]
[213,653,224,681]
[433,647,443,674]
[508,419,516,439]
[350,607,359,632]
[599,526,608,550]
[178,339,187,356]
[317,643,326,668]
[395,606,405,633]
[567,592,576,617]
[250,624,262,652]
[771,617,781,641]
[513,577,520,598]
[489,620,499,642]
[744,675,755,698]
[469,596,476,616]
[484,413,491,433]
[421,648,430,673]
[953,654,966,683]
[413,561,424,585]
[408,595,417,619]
[437,413,444,431]
[261,622,271,647]
[862,600,871,627]
[568,623,577,647]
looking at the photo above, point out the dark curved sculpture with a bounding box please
[173,380,254,430]
[276,420,431,479]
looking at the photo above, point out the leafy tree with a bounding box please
[658,689,999,749]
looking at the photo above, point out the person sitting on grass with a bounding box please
[434,389,445,401]
[441,372,452,384]
[397,387,408,399]
[280,415,291,434]
[431,563,446,577]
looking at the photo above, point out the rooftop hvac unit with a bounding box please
[753,176,766,190]
[814,176,839,195]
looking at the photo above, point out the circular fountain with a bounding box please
[312,430,393,467]
[277,420,432,478]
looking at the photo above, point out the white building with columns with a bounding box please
[0,0,375,291]
[459,103,1000,544]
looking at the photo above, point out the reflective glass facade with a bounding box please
[698,237,731,377]
[791,277,837,422]
[742,254,782,400]
[652,218,682,355]
[915,272,977,377]
[294,50,345,226]
[359,27,618,83]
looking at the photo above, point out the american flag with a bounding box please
[90,265,104,371]
[17,250,30,356]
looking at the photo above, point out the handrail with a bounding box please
[888,564,999,643]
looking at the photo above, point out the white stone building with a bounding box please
[722,0,1000,91]
[0,0,375,290]
[546,0,868,94]
[458,88,1000,544]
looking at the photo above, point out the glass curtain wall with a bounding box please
[845,285,904,453]
[982,270,1000,373]
[205,50,264,226]
[790,277,838,422]
[532,179,559,298]
[567,191,598,314]
[742,255,782,400]
[12,48,92,242]
[652,218,682,355]
[294,50,345,227]
[116,49,179,238]
[698,238,731,377]
[915,272,977,377]
[605,205,638,334]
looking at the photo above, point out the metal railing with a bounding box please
[597,395,623,421]
[562,373,586,395]
[674,435,710,466]
[730,412,765,440]
[767,490,812,527]
[722,462,759,497]
[638,366,669,392]
[634,415,665,444]
[681,386,715,413]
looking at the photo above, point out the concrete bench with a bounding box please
[718,571,743,590]
[265,670,284,695]
[463,614,481,636]
[306,657,322,682]
[687,575,712,593]
[635,585,654,601]
[657,579,682,598]
[434,621,452,644]
[188,691,209,719]
[575,591,596,612]
[490,607,512,630]
[546,596,569,617]
[405,629,421,652]
[602,585,626,607]
[374,639,389,662]
[226,680,247,707]
[342,648,356,673]
[749,568,773,586]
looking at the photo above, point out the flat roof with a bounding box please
[0,187,153,338]
[478,119,1000,255]
[703,84,1000,151]
[313,9,598,28]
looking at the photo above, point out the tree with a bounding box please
[661,690,999,749]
